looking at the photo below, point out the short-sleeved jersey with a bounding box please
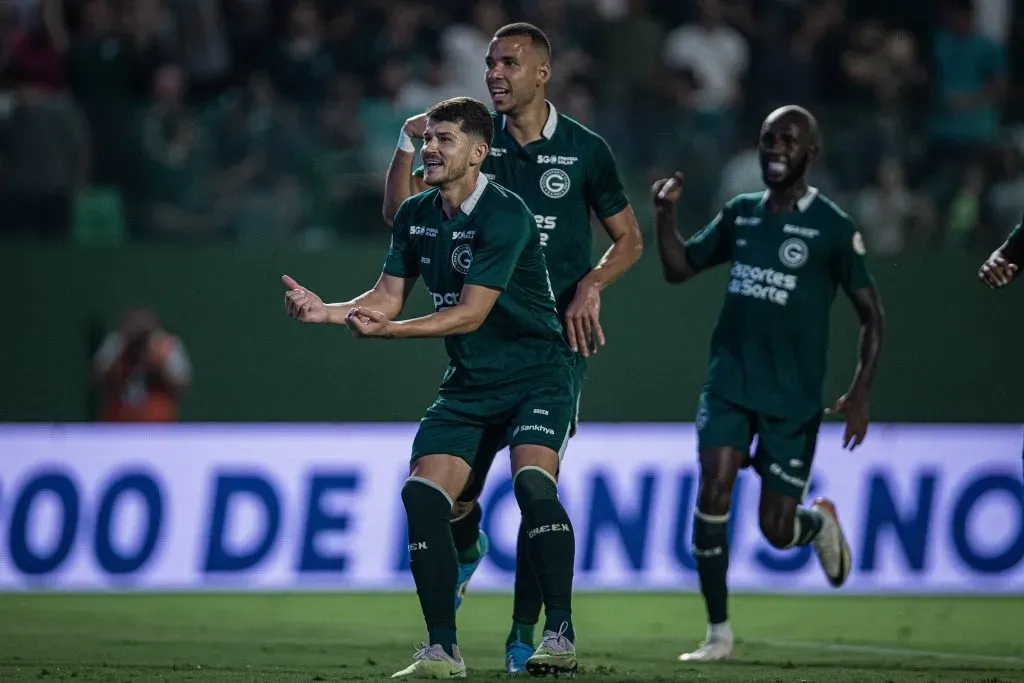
[686,188,874,421]
[416,103,629,318]
[384,173,573,394]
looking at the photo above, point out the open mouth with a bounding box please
[489,85,510,103]
[765,157,788,176]
[423,158,444,172]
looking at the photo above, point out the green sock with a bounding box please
[513,468,576,643]
[692,509,730,625]
[451,501,482,564]
[511,517,543,632]
[794,507,825,546]
[506,619,536,647]
[402,479,458,657]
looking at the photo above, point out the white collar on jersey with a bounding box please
[761,186,819,212]
[460,172,489,215]
[501,100,559,139]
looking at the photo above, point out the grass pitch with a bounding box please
[1,593,1021,681]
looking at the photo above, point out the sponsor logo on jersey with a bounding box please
[728,261,798,306]
[783,224,819,239]
[735,216,761,226]
[430,290,461,310]
[410,225,438,237]
[420,257,430,264]
[536,154,578,165]
[451,244,473,275]
[490,148,506,157]
[540,168,571,199]
[778,237,809,269]
[852,231,866,255]
[452,230,475,240]
[484,173,496,180]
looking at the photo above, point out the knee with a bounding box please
[451,498,479,523]
[512,465,559,508]
[402,477,453,516]
[698,477,736,516]
[759,510,795,549]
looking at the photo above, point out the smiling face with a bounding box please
[419,98,492,187]
[758,108,818,189]
[485,35,549,115]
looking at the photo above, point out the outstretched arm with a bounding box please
[283,273,415,325]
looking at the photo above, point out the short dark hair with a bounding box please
[493,22,552,60]
[425,97,494,143]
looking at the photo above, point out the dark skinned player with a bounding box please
[652,105,885,661]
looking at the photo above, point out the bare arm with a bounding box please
[582,205,643,290]
[383,115,428,226]
[654,203,699,284]
[325,273,414,323]
[844,286,885,400]
[383,148,417,227]
[283,273,415,325]
[353,284,500,339]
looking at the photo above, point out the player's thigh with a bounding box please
[410,396,501,501]
[507,381,575,479]
[753,411,821,504]
[452,424,508,519]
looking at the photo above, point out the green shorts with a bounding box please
[696,389,821,501]
[412,379,576,489]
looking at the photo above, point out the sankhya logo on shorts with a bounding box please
[778,238,809,269]
[451,244,473,275]
[540,168,570,198]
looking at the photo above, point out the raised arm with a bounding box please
[383,115,428,226]
[651,172,731,283]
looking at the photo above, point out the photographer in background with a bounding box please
[92,307,191,422]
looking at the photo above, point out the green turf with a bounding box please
[0,593,1021,681]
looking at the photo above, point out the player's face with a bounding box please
[758,116,812,188]
[485,37,548,114]
[421,120,485,186]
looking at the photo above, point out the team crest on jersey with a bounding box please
[540,168,570,199]
[451,244,473,275]
[778,238,809,269]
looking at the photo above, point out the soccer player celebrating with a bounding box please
[284,97,578,679]
[651,105,885,662]
[383,22,643,674]
[978,214,1023,288]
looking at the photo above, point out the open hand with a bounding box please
[564,281,604,357]
[825,393,869,451]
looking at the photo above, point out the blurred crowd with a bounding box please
[0,0,1022,255]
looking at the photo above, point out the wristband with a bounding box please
[398,129,415,153]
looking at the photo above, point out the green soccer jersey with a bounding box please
[384,173,573,393]
[416,103,629,318]
[686,188,874,421]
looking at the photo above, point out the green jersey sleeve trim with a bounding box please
[584,134,630,220]
[685,204,734,272]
